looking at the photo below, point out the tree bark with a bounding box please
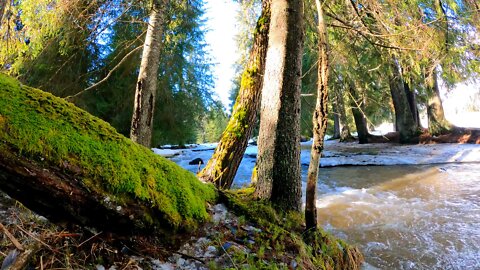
[404,81,421,127]
[306,0,328,230]
[0,149,170,236]
[389,61,419,143]
[332,111,340,139]
[0,0,7,27]
[427,69,452,135]
[254,0,304,212]
[0,73,216,241]
[334,86,354,142]
[198,0,271,189]
[130,0,166,147]
[348,81,369,144]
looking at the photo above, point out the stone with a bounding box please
[188,158,204,165]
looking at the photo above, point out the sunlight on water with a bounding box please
[316,164,480,269]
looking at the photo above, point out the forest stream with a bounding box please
[164,142,480,269]
[316,164,480,269]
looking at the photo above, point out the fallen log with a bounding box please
[0,74,216,239]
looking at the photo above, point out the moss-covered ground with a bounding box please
[0,73,216,229]
[216,189,364,270]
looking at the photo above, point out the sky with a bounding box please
[203,0,240,109]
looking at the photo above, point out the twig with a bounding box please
[9,243,41,270]
[0,222,24,251]
[77,231,102,248]
[217,240,238,270]
[15,224,52,250]
[171,250,206,265]
[121,258,135,270]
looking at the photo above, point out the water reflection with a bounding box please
[316,164,480,269]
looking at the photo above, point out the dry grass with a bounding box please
[0,193,156,270]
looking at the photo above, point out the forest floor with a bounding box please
[0,191,273,270]
[1,190,363,270]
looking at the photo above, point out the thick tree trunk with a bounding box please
[0,149,169,236]
[130,1,166,147]
[427,70,452,135]
[254,0,304,212]
[198,0,271,189]
[306,0,328,230]
[348,82,369,144]
[0,74,215,241]
[335,86,354,142]
[389,61,419,143]
[404,81,421,127]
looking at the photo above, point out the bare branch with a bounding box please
[66,45,143,100]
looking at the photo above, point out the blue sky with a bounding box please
[204,0,240,109]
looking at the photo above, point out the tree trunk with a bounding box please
[0,74,216,240]
[403,81,421,127]
[389,61,419,143]
[306,0,328,230]
[427,70,452,135]
[254,0,304,212]
[332,111,340,139]
[198,0,271,189]
[334,86,354,142]
[0,0,7,26]
[0,150,168,236]
[130,1,166,147]
[348,82,369,144]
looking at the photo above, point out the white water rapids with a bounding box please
[316,164,480,269]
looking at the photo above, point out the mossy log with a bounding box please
[0,74,216,238]
[198,0,270,189]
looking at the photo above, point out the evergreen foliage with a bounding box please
[0,0,218,146]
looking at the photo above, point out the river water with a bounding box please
[316,163,480,269]
[166,144,480,269]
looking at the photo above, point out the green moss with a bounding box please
[0,73,216,229]
[219,190,364,270]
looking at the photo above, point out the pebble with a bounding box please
[212,204,228,223]
[177,258,185,266]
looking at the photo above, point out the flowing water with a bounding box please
[167,145,480,269]
[316,164,480,269]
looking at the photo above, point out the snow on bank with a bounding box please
[154,140,480,186]
[310,141,480,167]
[152,148,184,157]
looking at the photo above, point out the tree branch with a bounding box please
[66,45,143,100]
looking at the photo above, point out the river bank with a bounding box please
[154,140,480,187]
[154,141,480,269]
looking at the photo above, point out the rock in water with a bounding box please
[189,158,204,165]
